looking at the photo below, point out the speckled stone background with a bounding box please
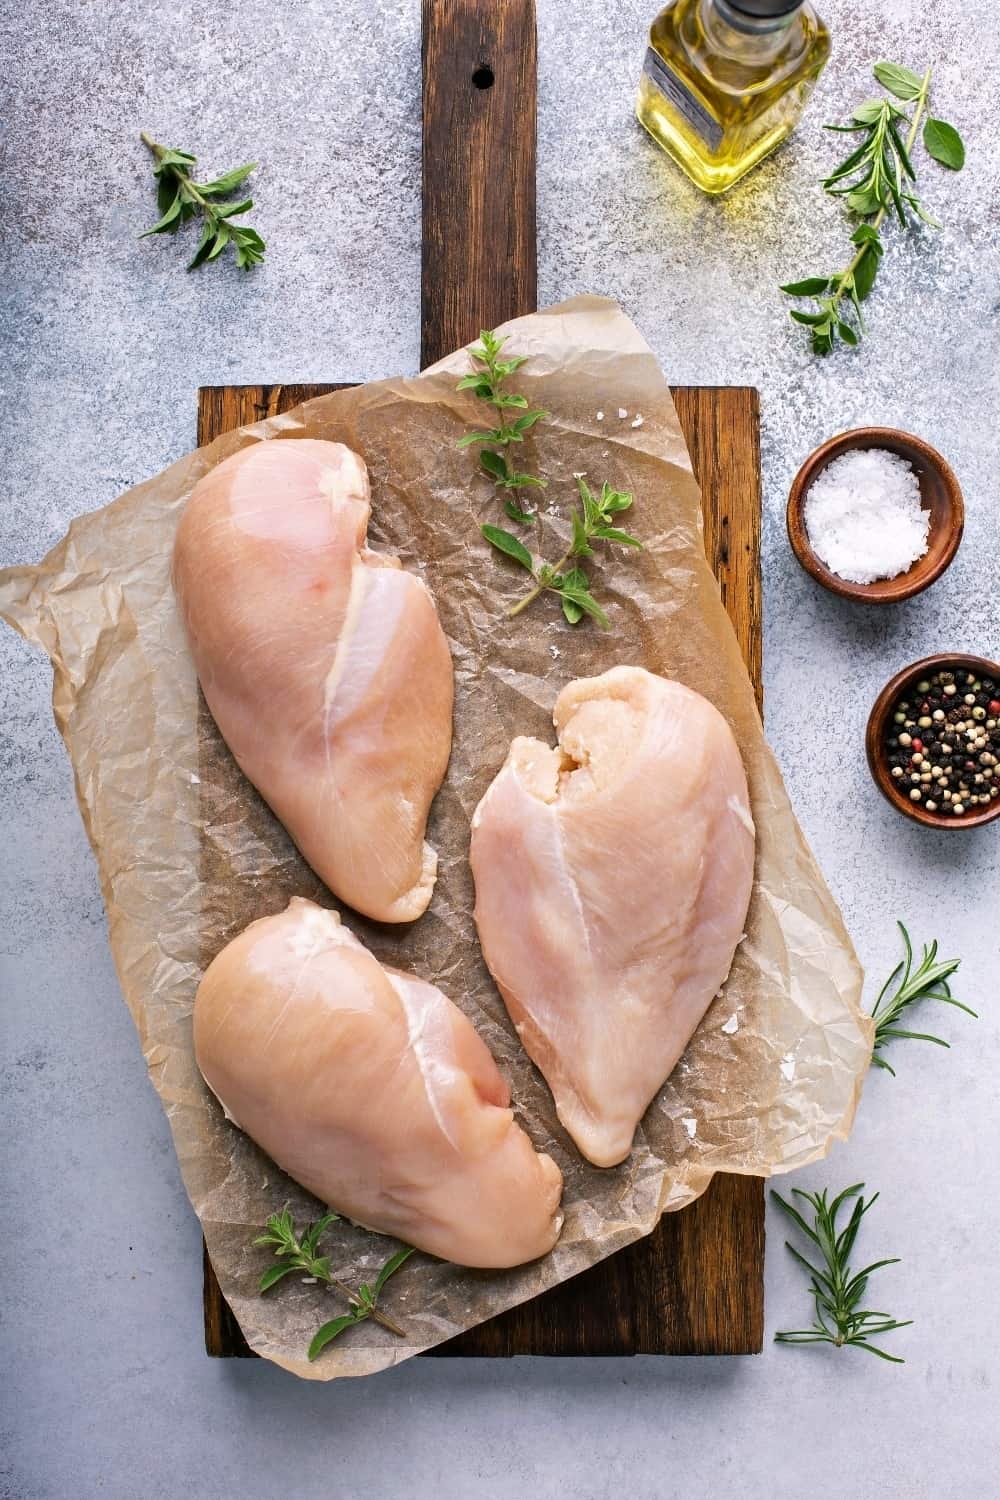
[2,1,998,1495]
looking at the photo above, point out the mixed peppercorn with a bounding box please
[885,668,1000,817]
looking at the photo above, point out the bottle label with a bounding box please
[642,46,723,152]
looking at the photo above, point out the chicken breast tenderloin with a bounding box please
[471,665,755,1169]
[193,898,564,1269]
[173,439,454,924]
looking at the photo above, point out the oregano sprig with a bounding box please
[140,133,266,272]
[483,477,641,629]
[253,1207,413,1361]
[772,1184,912,1362]
[456,330,548,523]
[782,61,965,354]
[869,922,976,1075]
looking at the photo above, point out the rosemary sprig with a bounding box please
[140,134,266,272]
[253,1208,413,1361]
[456,330,548,523]
[870,921,976,1075]
[782,61,965,354]
[483,476,641,629]
[772,1184,912,1362]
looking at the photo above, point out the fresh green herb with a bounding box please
[483,477,641,629]
[869,921,976,1075]
[140,133,266,271]
[782,62,965,353]
[456,329,548,523]
[772,1184,912,1362]
[253,1207,413,1360]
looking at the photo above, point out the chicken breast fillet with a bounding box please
[193,898,564,1269]
[173,439,454,923]
[470,665,755,1168]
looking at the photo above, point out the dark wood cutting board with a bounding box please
[197,380,763,1360]
[197,0,765,1359]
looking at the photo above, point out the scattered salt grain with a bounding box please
[618,407,628,419]
[549,644,560,659]
[682,1117,698,1139]
[803,447,930,585]
[596,410,604,421]
[630,414,644,429]
[721,1014,739,1035]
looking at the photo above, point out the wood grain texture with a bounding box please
[196,380,764,1358]
[421,0,537,365]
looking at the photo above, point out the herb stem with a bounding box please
[506,548,573,617]
[141,132,211,211]
[826,68,931,322]
[328,1276,406,1337]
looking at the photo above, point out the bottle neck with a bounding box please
[703,0,802,42]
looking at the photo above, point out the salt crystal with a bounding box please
[596,411,604,421]
[631,414,644,428]
[780,1053,796,1081]
[682,1117,698,1139]
[803,447,929,585]
[721,1014,739,1035]
[618,407,628,419]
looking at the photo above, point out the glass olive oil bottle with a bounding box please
[637,0,830,194]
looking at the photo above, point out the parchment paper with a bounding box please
[0,296,871,1380]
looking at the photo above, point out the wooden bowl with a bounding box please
[787,427,964,603]
[866,653,1000,829]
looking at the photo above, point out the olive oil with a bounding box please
[637,0,830,194]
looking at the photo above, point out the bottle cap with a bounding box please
[728,0,803,16]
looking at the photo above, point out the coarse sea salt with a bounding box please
[803,447,930,585]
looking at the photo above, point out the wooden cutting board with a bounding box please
[197,380,763,1359]
[197,0,765,1359]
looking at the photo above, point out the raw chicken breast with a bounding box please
[470,665,755,1168]
[173,440,454,923]
[193,898,564,1268]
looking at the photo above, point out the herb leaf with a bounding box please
[558,583,609,630]
[869,922,975,1075]
[505,476,641,627]
[252,1208,413,1358]
[458,335,643,631]
[922,117,966,169]
[482,525,534,571]
[259,1262,297,1293]
[455,332,547,521]
[780,276,832,296]
[773,1185,911,1361]
[373,1247,415,1296]
[308,1314,362,1361]
[781,61,963,354]
[140,134,265,272]
[504,498,536,524]
[872,61,923,100]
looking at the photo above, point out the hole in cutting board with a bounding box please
[472,64,495,89]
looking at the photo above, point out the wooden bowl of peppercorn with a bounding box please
[867,654,1000,828]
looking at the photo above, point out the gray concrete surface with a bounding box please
[2,1,998,1496]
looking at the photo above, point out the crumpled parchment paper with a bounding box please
[0,296,871,1380]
